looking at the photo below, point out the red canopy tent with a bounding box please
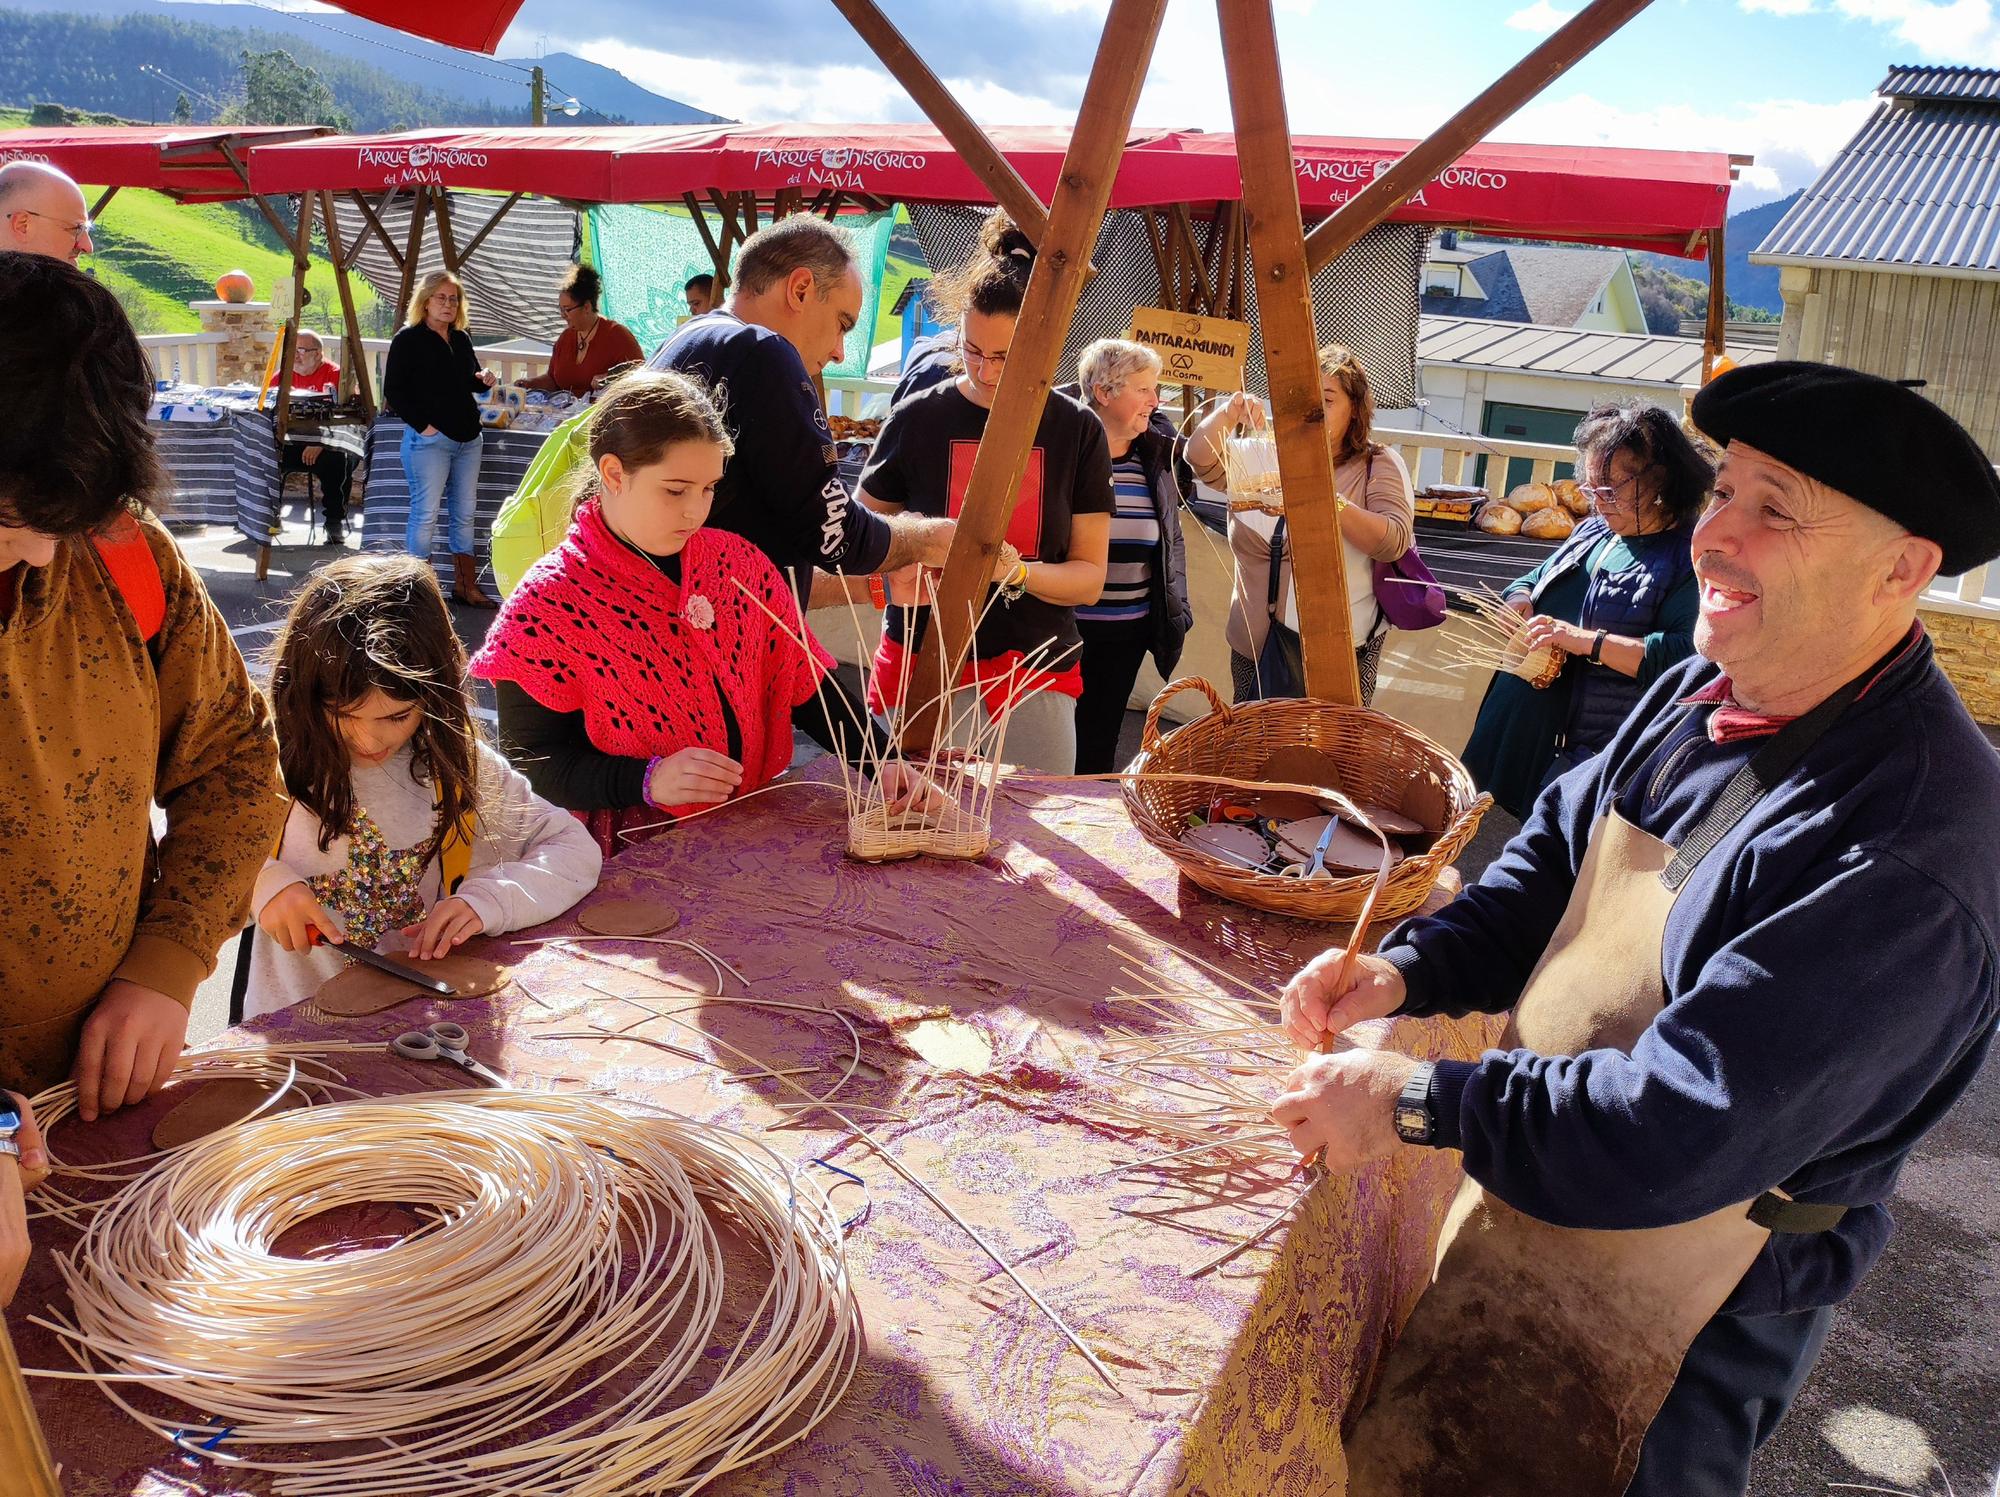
[307,0,523,54]
[244,122,1732,256]
[0,124,330,206]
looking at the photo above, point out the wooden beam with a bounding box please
[88,183,119,219]
[348,190,403,268]
[455,191,525,269]
[248,191,303,254]
[0,1318,60,1497]
[903,0,1171,745]
[1303,0,1658,275]
[1141,208,1174,305]
[320,189,375,417]
[272,189,314,441]
[829,0,1051,247]
[430,187,463,275]
[683,191,730,285]
[1703,219,1727,383]
[1220,0,1360,705]
[394,188,431,322]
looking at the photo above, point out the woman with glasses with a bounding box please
[1462,399,1714,817]
[520,264,643,399]
[383,270,500,607]
[857,210,1112,774]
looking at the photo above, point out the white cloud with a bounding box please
[1741,0,1819,14]
[1499,91,1876,205]
[1507,1,1580,32]
[1833,0,2000,62]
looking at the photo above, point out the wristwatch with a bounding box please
[0,1106,20,1162]
[1393,1063,1437,1146]
[1588,628,1609,665]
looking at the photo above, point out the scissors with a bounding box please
[1278,816,1343,881]
[391,1022,508,1088]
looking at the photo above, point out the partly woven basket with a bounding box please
[1125,677,1491,924]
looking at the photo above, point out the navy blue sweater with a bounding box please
[1383,633,2000,1317]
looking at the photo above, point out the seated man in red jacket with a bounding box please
[282,329,359,545]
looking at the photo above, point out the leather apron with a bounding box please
[1346,686,1859,1497]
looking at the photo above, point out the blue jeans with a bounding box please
[1627,1304,1836,1495]
[400,428,482,558]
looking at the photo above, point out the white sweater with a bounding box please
[246,742,601,1017]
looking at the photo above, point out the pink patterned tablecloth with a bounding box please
[9,768,1503,1496]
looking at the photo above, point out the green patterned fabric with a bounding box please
[585,203,892,380]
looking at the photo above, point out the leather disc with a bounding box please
[1275,815,1404,872]
[1181,822,1274,871]
[1257,745,1346,801]
[152,1078,307,1150]
[578,900,680,937]
[1344,800,1430,838]
[312,952,508,1017]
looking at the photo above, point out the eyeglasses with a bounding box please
[14,208,91,244]
[962,343,1008,373]
[1578,471,1649,507]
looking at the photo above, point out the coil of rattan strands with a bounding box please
[24,1044,380,1229]
[27,1090,862,1495]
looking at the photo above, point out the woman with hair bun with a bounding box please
[522,263,644,398]
[857,211,1113,774]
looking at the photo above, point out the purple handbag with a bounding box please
[1364,451,1448,630]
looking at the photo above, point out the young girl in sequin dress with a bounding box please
[244,555,600,1018]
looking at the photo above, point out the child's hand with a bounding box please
[648,747,743,809]
[401,896,486,961]
[260,881,345,953]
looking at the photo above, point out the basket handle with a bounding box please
[1142,676,1229,754]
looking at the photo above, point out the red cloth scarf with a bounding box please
[1677,621,1924,744]
[471,499,830,850]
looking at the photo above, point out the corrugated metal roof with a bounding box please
[1421,242,1625,326]
[1415,314,1773,387]
[1754,84,2000,275]
[1881,65,2000,105]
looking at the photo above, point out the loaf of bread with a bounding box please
[1552,478,1590,516]
[1507,483,1557,515]
[1476,503,1523,536]
[1522,507,1575,541]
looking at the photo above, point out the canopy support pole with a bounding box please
[1302,0,1658,275]
[348,190,403,267]
[1220,0,1359,705]
[1702,219,1726,383]
[88,184,118,218]
[829,0,1051,247]
[430,187,463,274]
[903,0,1171,747]
[320,189,375,418]
[683,192,730,290]
[272,189,314,442]
[394,188,431,322]
[455,191,524,269]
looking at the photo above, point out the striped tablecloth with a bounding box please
[360,416,551,594]
[149,408,281,546]
[1414,516,1561,601]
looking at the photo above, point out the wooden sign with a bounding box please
[269,278,296,325]
[1125,306,1251,391]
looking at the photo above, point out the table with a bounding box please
[1414,515,1562,597]
[10,770,1501,1496]
[360,414,550,596]
[149,405,281,545]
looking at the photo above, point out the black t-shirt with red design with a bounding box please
[859,379,1112,664]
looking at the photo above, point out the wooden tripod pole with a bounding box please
[902,0,1170,747]
[1218,0,1361,705]
[1303,0,1658,275]
[0,1316,60,1496]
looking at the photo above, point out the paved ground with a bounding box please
[177,510,1997,1495]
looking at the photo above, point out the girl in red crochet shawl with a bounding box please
[473,369,910,856]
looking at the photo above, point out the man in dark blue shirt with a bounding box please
[650,216,952,606]
[1271,363,2000,1495]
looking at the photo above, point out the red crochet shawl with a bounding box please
[471,499,830,829]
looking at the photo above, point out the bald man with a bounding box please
[0,160,94,264]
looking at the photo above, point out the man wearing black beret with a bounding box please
[1269,362,2000,1493]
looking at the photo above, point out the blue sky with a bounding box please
[498,0,1990,208]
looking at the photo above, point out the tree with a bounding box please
[225,48,349,130]
[1638,284,1685,336]
[171,91,193,125]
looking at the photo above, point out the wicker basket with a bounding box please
[1124,677,1491,924]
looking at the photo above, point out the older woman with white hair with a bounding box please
[1070,337,1194,774]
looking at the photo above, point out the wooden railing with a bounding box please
[137,332,230,389]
